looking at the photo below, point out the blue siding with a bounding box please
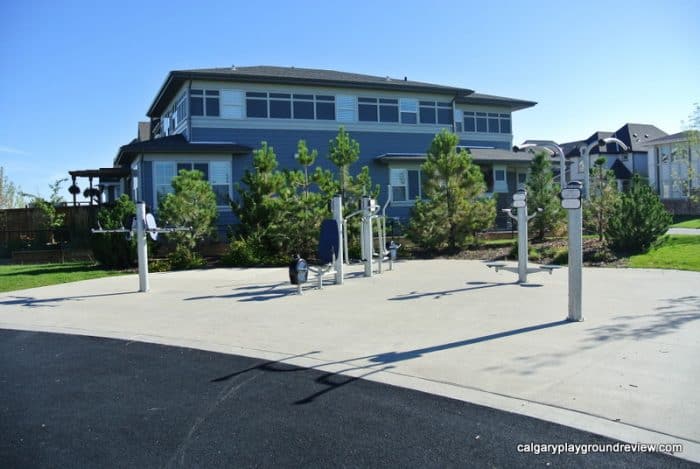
[141,160,154,209]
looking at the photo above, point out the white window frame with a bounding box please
[399,98,418,124]
[153,160,232,209]
[493,165,508,193]
[390,166,423,205]
[190,89,220,117]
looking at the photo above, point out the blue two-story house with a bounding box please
[111,66,537,233]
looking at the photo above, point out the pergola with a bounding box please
[67,167,130,207]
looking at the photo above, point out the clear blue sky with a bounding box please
[1,0,698,199]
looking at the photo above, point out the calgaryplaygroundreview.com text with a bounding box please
[516,442,684,456]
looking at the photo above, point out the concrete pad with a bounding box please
[1,260,699,462]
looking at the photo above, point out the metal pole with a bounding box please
[567,200,583,321]
[583,147,591,200]
[365,212,373,277]
[332,195,344,285]
[136,202,149,292]
[517,205,528,283]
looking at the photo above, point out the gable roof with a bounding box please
[148,65,536,117]
[645,129,699,145]
[611,123,667,152]
[114,134,251,166]
[610,159,633,179]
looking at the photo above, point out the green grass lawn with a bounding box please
[671,218,700,229]
[628,235,700,272]
[0,262,129,293]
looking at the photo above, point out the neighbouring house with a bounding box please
[87,66,542,233]
[561,123,667,191]
[644,130,700,214]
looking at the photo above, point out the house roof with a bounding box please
[610,123,667,152]
[375,147,557,165]
[610,159,633,179]
[645,129,699,145]
[456,93,536,111]
[114,134,252,166]
[147,65,536,117]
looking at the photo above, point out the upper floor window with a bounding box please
[419,101,453,125]
[175,94,188,125]
[246,92,336,120]
[358,97,399,123]
[400,99,418,124]
[190,89,220,117]
[463,111,511,134]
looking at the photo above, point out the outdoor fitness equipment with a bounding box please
[290,195,344,294]
[344,187,395,277]
[91,201,190,293]
[487,189,552,283]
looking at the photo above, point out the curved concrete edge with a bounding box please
[2,323,698,464]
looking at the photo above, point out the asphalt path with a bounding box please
[0,329,693,468]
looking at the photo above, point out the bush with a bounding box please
[91,195,136,269]
[606,174,672,254]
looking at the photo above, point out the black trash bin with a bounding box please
[289,255,308,285]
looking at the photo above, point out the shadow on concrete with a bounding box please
[389,280,542,301]
[369,320,571,364]
[0,291,135,308]
[482,296,700,376]
[184,282,297,302]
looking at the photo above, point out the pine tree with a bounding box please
[606,174,672,253]
[584,157,620,241]
[158,169,217,268]
[526,151,564,240]
[408,130,495,251]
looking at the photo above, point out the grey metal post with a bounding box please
[332,195,344,285]
[136,202,149,293]
[568,206,583,321]
[517,205,528,283]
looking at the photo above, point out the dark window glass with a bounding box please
[193,163,208,180]
[206,97,219,116]
[359,103,378,121]
[316,101,335,120]
[205,90,219,96]
[499,113,509,118]
[500,118,511,134]
[464,117,476,132]
[293,100,314,119]
[408,170,420,199]
[495,169,505,181]
[191,89,203,95]
[190,96,203,116]
[476,117,487,132]
[269,93,290,99]
[270,99,291,118]
[476,112,487,116]
[437,102,451,108]
[177,163,191,174]
[420,106,436,124]
[437,108,453,125]
[488,117,499,133]
[419,101,434,106]
[379,98,398,104]
[358,97,377,103]
[316,95,335,101]
[379,103,398,122]
[246,98,267,118]
[401,112,417,124]
[293,94,313,100]
[246,92,266,98]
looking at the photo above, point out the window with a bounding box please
[390,168,422,202]
[210,161,232,206]
[492,165,508,193]
[400,99,418,124]
[358,97,378,122]
[247,92,335,120]
[154,161,231,206]
[175,94,188,125]
[221,90,244,119]
[379,98,399,122]
[488,113,500,133]
[476,112,487,132]
[190,89,220,117]
[293,94,314,119]
[419,101,452,125]
[336,95,356,122]
[464,112,476,132]
[454,110,463,132]
[269,93,291,119]
[246,92,268,118]
[154,162,176,199]
[499,113,511,133]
